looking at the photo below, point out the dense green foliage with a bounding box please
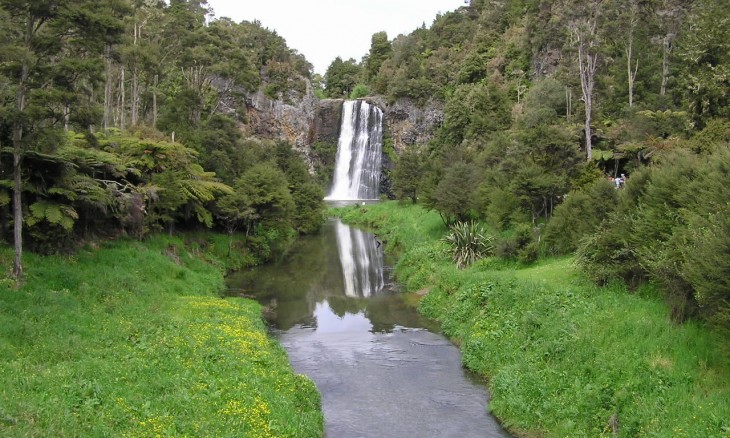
[323,57,362,98]
[0,0,727,433]
[0,235,323,437]
[576,144,730,325]
[353,0,730,329]
[0,129,323,260]
[0,0,325,278]
[335,201,730,438]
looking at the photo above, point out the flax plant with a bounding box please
[443,221,494,269]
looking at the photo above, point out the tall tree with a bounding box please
[324,57,362,98]
[365,31,392,84]
[0,0,123,280]
[622,0,641,108]
[561,0,607,161]
[392,147,424,204]
[654,0,688,97]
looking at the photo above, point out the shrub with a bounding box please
[518,241,540,264]
[576,215,645,287]
[443,221,495,269]
[349,84,370,99]
[681,206,730,332]
[513,223,534,248]
[544,179,618,255]
[495,235,519,259]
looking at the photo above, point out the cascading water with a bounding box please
[325,100,383,200]
[334,220,384,297]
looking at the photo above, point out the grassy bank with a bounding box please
[336,202,730,437]
[0,234,323,437]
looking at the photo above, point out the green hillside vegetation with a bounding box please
[1,0,728,436]
[335,202,729,437]
[0,1,325,435]
[327,0,729,331]
[0,235,323,437]
[0,0,325,281]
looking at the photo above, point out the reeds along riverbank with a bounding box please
[334,201,730,438]
[0,234,323,438]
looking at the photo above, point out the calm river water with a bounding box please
[226,218,510,438]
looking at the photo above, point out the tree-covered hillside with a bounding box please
[324,0,729,330]
[0,0,324,279]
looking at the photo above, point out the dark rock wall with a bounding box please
[313,99,344,145]
[369,97,444,153]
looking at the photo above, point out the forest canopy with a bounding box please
[326,0,729,329]
[1,0,728,330]
[0,0,324,279]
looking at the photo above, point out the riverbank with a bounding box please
[0,234,323,437]
[335,202,730,437]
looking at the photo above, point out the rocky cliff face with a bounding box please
[369,97,444,153]
[236,92,443,199]
[239,91,443,154]
[313,99,344,145]
[241,83,318,154]
[235,88,444,195]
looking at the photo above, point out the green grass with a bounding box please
[335,201,730,438]
[0,235,323,437]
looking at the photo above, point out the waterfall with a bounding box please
[325,100,383,200]
[334,220,384,297]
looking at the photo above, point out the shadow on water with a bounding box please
[226,218,510,438]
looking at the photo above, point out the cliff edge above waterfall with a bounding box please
[232,91,443,156]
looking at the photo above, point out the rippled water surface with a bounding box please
[227,219,510,438]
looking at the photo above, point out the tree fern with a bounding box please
[27,201,78,231]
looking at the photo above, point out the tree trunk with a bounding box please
[626,39,638,107]
[130,23,139,126]
[11,16,32,281]
[153,73,158,126]
[661,36,671,96]
[12,104,25,280]
[104,45,112,130]
[12,147,23,280]
[119,68,126,130]
[628,55,638,107]
[655,0,687,98]
[131,68,138,126]
[578,45,596,161]
[64,104,70,131]
[585,98,593,161]
[574,22,598,162]
[625,1,640,108]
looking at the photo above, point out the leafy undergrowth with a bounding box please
[335,202,730,437]
[0,235,322,437]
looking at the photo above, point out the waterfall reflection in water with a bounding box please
[335,220,384,297]
[225,219,510,438]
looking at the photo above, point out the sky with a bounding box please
[207,0,469,75]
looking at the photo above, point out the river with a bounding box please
[226,218,510,437]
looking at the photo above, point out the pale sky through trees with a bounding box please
[208,0,468,75]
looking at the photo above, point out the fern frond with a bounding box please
[27,201,78,230]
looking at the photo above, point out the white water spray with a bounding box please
[325,100,383,200]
